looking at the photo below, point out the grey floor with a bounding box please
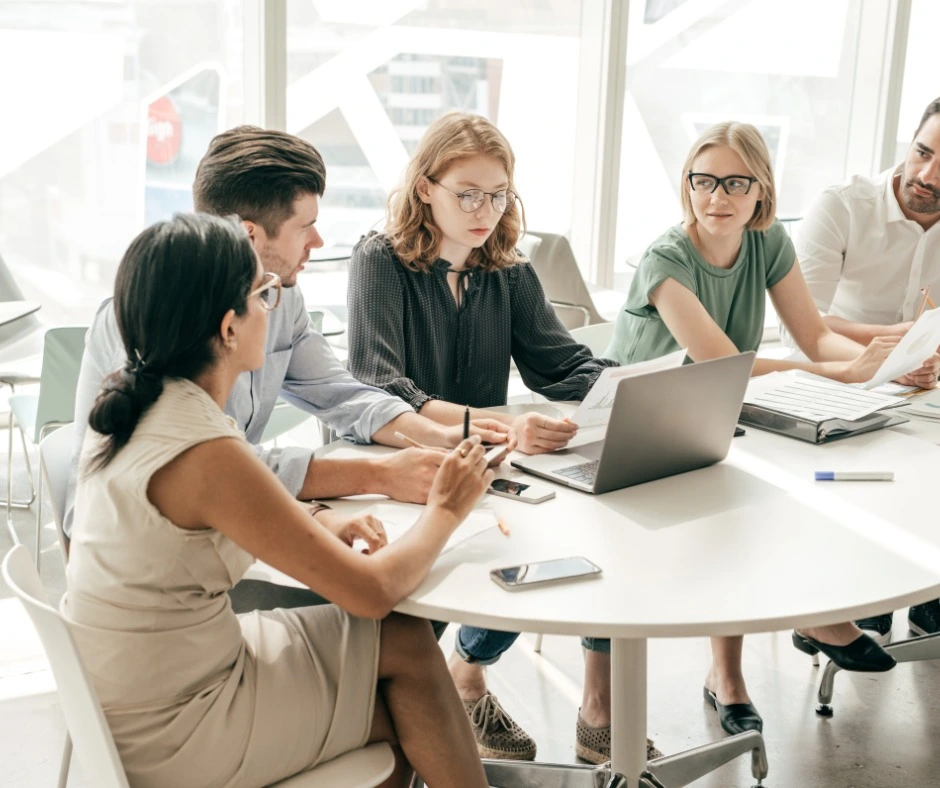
[2,437,939,788]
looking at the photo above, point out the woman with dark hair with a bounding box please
[63,213,491,788]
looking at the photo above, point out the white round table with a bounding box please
[258,407,940,787]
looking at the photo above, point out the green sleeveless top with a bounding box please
[605,219,795,364]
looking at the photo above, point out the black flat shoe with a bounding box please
[791,631,896,672]
[703,687,763,735]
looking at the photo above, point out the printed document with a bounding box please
[570,348,687,428]
[864,308,940,389]
[745,372,902,422]
[356,502,498,553]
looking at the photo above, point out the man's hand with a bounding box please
[375,447,445,504]
[511,412,578,454]
[441,417,513,448]
[895,352,940,389]
[307,506,388,554]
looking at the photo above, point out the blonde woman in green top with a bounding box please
[602,122,939,738]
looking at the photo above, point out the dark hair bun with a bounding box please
[87,368,164,468]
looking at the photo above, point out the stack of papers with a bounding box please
[900,388,940,421]
[744,372,903,422]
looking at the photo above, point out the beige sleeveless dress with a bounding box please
[62,378,381,788]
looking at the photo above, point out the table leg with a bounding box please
[610,637,647,785]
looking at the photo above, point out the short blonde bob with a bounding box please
[387,112,526,272]
[681,121,776,232]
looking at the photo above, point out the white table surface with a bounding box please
[255,404,940,783]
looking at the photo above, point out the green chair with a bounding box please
[259,310,323,445]
[5,326,88,572]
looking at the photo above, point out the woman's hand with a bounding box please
[308,505,388,554]
[426,436,494,527]
[836,337,898,384]
[511,412,578,454]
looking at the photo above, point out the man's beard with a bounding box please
[260,246,301,287]
[902,178,940,214]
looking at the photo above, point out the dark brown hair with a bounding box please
[915,98,940,137]
[87,214,256,471]
[193,125,326,237]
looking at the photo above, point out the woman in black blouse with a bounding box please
[348,112,653,765]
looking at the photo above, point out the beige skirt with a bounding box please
[111,604,381,788]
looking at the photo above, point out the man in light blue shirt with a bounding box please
[65,126,510,539]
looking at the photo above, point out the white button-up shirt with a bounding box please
[794,167,940,325]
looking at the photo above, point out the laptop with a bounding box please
[511,352,755,494]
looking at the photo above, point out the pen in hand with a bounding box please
[463,405,470,441]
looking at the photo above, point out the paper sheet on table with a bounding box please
[570,348,687,428]
[899,387,940,420]
[355,502,499,553]
[863,308,940,389]
[745,372,902,422]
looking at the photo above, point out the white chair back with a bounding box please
[569,322,615,358]
[520,231,606,329]
[2,545,130,788]
[39,422,75,566]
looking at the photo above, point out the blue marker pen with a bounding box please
[814,471,894,482]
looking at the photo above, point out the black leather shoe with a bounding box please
[855,612,893,645]
[703,687,762,735]
[909,600,940,636]
[791,631,896,672]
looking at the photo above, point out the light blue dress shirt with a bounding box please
[63,286,412,536]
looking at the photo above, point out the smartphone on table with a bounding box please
[490,556,602,591]
[487,478,555,504]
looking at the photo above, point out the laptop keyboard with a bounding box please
[555,460,599,485]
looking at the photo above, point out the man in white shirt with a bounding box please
[795,97,940,641]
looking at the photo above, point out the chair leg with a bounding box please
[0,382,37,509]
[5,409,17,546]
[57,734,72,788]
[35,448,44,573]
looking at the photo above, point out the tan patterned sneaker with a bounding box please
[462,692,537,760]
[575,712,663,764]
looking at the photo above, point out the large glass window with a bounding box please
[895,0,940,163]
[0,1,244,324]
[613,0,866,289]
[286,0,584,257]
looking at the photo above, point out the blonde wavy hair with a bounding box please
[681,122,776,232]
[387,112,526,272]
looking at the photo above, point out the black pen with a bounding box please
[463,405,470,440]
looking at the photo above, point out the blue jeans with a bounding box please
[431,622,520,665]
[431,622,611,660]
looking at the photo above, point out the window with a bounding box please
[0,1,244,324]
[286,0,584,253]
[613,0,868,290]
[894,0,939,163]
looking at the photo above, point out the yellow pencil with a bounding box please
[393,431,445,452]
[917,286,933,319]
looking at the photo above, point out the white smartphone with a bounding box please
[483,444,510,465]
[487,477,555,504]
[490,556,602,591]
